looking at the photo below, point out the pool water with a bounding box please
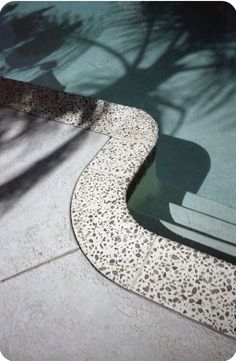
[0,1,235,261]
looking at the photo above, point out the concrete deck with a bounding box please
[0,106,108,280]
[0,89,235,361]
[1,250,236,361]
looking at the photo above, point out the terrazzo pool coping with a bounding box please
[0,76,235,338]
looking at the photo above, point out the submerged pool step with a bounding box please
[139,196,236,245]
[171,201,235,245]
[150,181,236,226]
[129,186,236,260]
[131,208,236,259]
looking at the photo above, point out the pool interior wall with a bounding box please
[0,1,235,260]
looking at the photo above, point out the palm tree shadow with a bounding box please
[32,61,66,91]
[0,3,111,212]
[0,2,235,260]
[0,82,99,214]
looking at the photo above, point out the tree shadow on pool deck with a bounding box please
[0,86,100,214]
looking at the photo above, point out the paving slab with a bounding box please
[0,250,235,361]
[0,106,108,280]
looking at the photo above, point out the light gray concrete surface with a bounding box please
[0,107,235,361]
[0,106,108,280]
[0,250,235,361]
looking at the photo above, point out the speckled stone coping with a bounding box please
[0,77,235,338]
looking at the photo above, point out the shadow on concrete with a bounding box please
[0,90,98,213]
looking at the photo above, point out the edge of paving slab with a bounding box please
[0,76,235,338]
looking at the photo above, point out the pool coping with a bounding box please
[0,76,235,338]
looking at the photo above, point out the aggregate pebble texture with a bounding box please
[0,76,235,338]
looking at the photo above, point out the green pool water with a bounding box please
[0,1,235,261]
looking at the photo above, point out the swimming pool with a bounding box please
[1,1,235,262]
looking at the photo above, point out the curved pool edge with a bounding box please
[0,76,235,338]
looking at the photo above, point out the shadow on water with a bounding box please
[0,2,235,258]
[1,2,235,126]
[127,134,227,258]
[92,2,236,131]
[1,6,82,68]
[0,3,102,82]
[156,135,211,196]
[32,61,66,91]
